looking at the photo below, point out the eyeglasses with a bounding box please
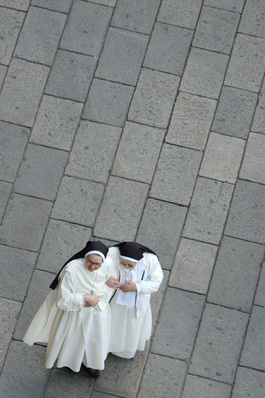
[85,258,102,268]
[120,262,137,269]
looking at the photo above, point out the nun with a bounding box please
[106,242,163,359]
[23,240,117,378]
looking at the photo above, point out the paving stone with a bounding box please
[151,270,169,332]
[95,28,148,85]
[112,122,165,183]
[0,65,7,89]
[31,0,73,13]
[88,0,116,6]
[0,7,25,65]
[207,237,264,312]
[0,59,49,127]
[240,306,265,371]
[0,121,30,182]
[136,199,187,271]
[0,0,30,10]
[189,304,249,383]
[14,6,66,65]
[0,182,11,221]
[30,95,83,151]
[183,177,234,245]
[225,180,265,244]
[239,0,265,38]
[193,6,240,54]
[51,176,104,227]
[225,34,265,92]
[252,79,265,134]
[180,48,229,99]
[14,144,68,201]
[111,0,161,34]
[128,68,180,128]
[204,0,245,12]
[232,367,265,398]
[0,298,21,371]
[66,121,121,183]
[92,392,120,398]
[138,354,187,398]
[44,369,93,398]
[151,288,205,359]
[199,132,245,183]
[255,262,265,306]
[166,93,217,151]
[45,50,97,102]
[83,79,134,127]
[212,86,258,139]
[143,22,193,75]
[0,194,52,251]
[240,132,265,184]
[182,375,232,398]
[157,0,202,29]
[0,341,49,398]
[150,144,202,205]
[0,245,37,301]
[94,177,149,241]
[169,238,217,295]
[60,1,112,56]
[37,220,91,273]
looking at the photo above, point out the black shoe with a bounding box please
[87,367,100,378]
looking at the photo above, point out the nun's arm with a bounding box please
[56,271,85,311]
[136,255,163,294]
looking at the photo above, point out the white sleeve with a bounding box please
[56,271,85,311]
[136,255,163,294]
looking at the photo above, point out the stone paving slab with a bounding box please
[44,369,94,398]
[232,367,265,398]
[240,132,265,184]
[157,0,202,29]
[0,181,11,221]
[239,0,265,38]
[252,79,265,134]
[255,262,265,306]
[182,374,232,398]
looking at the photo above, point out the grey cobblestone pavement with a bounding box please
[0,0,264,397]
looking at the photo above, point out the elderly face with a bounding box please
[85,254,103,272]
[119,258,137,270]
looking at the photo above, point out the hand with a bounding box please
[84,293,100,307]
[119,281,137,292]
[106,276,120,289]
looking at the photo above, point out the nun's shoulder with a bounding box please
[143,252,160,263]
[107,246,120,257]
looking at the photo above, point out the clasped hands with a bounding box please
[84,292,101,308]
[106,276,137,292]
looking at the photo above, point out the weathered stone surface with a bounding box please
[207,237,264,312]
[157,0,202,29]
[239,0,265,38]
[182,375,232,398]
[252,79,265,134]
[240,132,265,184]
[204,0,244,12]
[44,369,94,398]
[0,182,11,221]
[0,0,30,11]
[31,0,72,13]
[255,262,265,306]
[0,7,24,65]
[232,367,265,398]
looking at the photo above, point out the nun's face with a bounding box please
[120,258,137,270]
[85,254,103,272]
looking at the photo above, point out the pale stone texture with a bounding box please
[111,0,161,34]
[182,375,232,398]
[31,0,72,13]
[151,288,205,359]
[95,28,148,85]
[193,7,240,54]
[204,0,245,12]
[239,0,265,38]
[14,7,66,65]
[199,132,245,183]
[252,79,265,134]
[240,306,265,371]
[180,48,229,99]
[232,367,265,398]
[0,0,30,10]
[150,270,169,333]
[88,0,116,5]
[240,132,265,184]
[183,177,234,244]
[157,0,202,29]
[255,263,265,306]
[66,121,121,183]
[225,180,265,244]
[51,176,104,227]
[45,50,97,102]
[37,220,91,273]
[0,59,49,127]
[144,23,193,75]
[0,299,21,371]
[112,122,165,183]
[0,8,25,65]
[138,354,187,398]
[0,65,7,89]
[94,177,149,241]
[212,86,258,139]
[0,245,37,301]
[166,93,217,150]
[0,182,11,221]
[30,95,83,151]
[0,122,30,182]
[60,1,112,56]
[137,199,187,270]
[169,238,217,294]
[83,79,134,127]
[189,304,249,383]
[128,69,180,128]
[0,194,52,251]
[207,237,264,312]
[150,144,202,205]
[0,341,49,398]
[44,369,94,398]
[225,34,265,92]
[136,199,187,270]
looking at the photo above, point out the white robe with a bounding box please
[108,248,163,358]
[23,257,116,371]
